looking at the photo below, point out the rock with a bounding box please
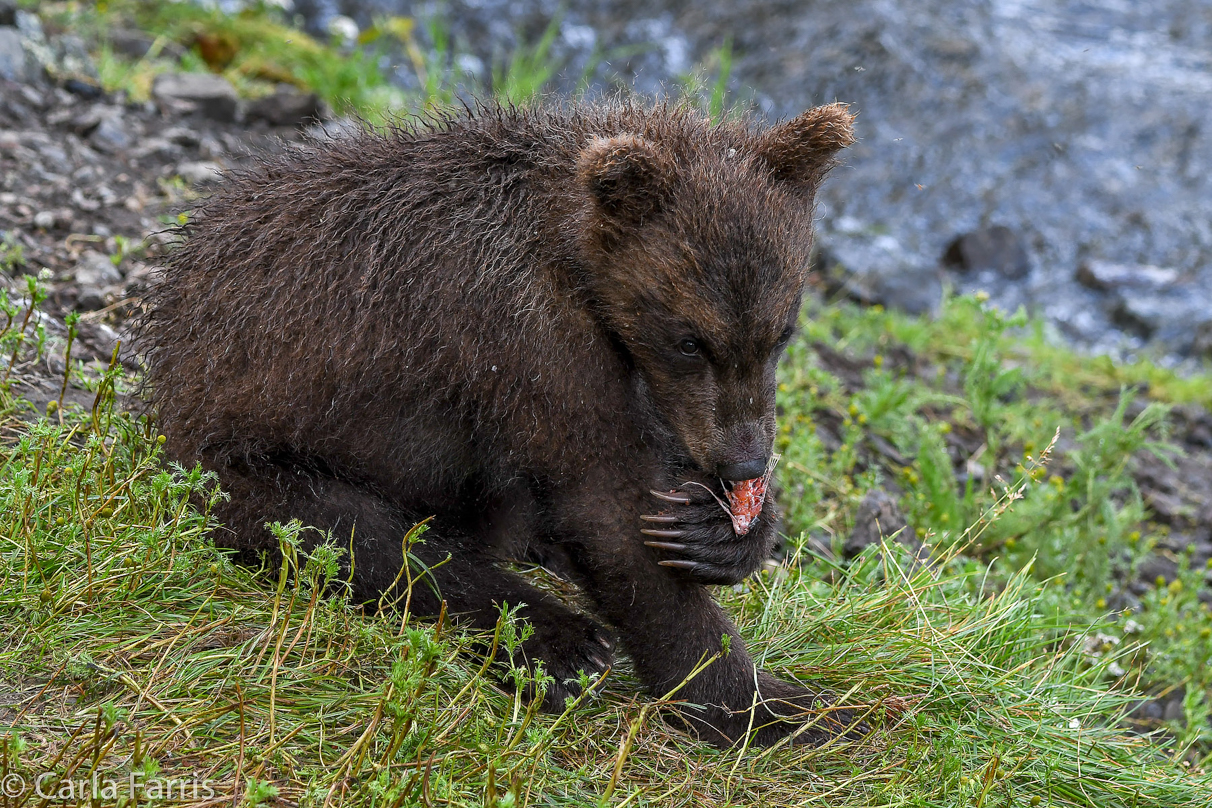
[0,2,15,27]
[13,10,40,41]
[1137,556,1179,589]
[198,134,226,158]
[74,320,123,359]
[844,488,915,558]
[129,137,180,161]
[152,72,239,122]
[1077,260,1180,292]
[1129,699,1164,722]
[162,126,201,148]
[90,115,130,153]
[818,233,943,315]
[75,284,106,311]
[16,84,42,108]
[74,250,122,287]
[70,106,130,151]
[942,226,1031,280]
[1076,259,1212,351]
[35,141,66,165]
[1162,689,1187,724]
[63,78,103,99]
[0,26,27,83]
[106,29,154,59]
[104,29,184,62]
[175,160,224,186]
[70,106,104,133]
[303,117,359,142]
[1111,290,1191,340]
[70,188,99,212]
[247,84,323,127]
[0,94,31,124]
[33,209,70,230]
[51,34,98,83]
[1194,322,1212,359]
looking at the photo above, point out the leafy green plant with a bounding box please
[0,232,25,274]
[493,15,564,105]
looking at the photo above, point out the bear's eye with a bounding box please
[678,338,701,357]
[777,325,795,347]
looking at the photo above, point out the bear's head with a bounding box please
[576,103,855,482]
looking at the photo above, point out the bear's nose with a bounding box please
[717,457,768,482]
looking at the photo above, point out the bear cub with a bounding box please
[144,99,857,748]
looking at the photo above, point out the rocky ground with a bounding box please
[0,3,326,377]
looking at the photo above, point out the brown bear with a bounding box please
[141,99,857,748]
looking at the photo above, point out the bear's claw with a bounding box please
[642,484,776,584]
[640,528,686,538]
[642,540,687,551]
[639,513,679,524]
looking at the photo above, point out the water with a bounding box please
[289,0,1212,360]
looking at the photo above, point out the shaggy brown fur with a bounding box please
[142,99,857,748]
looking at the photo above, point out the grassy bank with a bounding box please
[2,285,1211,805]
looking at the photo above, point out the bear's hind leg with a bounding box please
[210,456,614,706]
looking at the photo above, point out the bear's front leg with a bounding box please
[548,470,859,748]
[640,478,780,585]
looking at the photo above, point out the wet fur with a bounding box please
[141,99,856,747]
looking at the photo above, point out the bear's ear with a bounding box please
[577,134,673,227]
[753,102,856,190]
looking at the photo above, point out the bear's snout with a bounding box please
[717,457,768,482]
[715,422,771,481]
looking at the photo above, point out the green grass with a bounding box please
[2,277,1212,804]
